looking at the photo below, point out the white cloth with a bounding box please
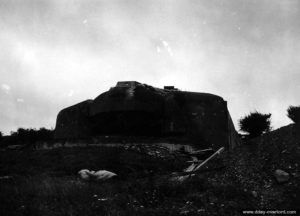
[78,169,117,181]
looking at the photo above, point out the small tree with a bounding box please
[0,131,3,141]
[239,111,272,138]
[287,105,300,123]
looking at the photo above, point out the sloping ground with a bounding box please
[220,123,300,210]
[0,124,299,216]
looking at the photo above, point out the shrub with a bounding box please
[9,127,54,145]
[287,105,300,123]
[239,111,271,138]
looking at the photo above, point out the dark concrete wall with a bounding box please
[90,85,164,115]
[54,82,240,149]
[89,85,165,136]
[162,91,229,149]
[54,100,92,139]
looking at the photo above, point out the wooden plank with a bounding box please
[183,163,197,172]
[171,147,225,182]
[176,165,226,176]
[186,160,203,163]
[191,147,224,172]
[190,148,213,153]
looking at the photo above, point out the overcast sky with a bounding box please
[0,0,299,134]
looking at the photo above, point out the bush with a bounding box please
[9,127,54,145]
[239,111,271,138]
[287,105,300,123]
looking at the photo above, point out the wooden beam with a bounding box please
[190,148,213,153]
[186,160,203,163]
[186,147,225,173]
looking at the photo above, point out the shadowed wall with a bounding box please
[54,82,240,149]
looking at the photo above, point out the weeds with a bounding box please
[0,146,273,216]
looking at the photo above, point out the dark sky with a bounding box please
[1,0,300,134]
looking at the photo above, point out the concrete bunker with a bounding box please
[54,81,240,150]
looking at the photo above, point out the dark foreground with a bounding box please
[0,125,299,216]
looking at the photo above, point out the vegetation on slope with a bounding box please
[0,123,299,215]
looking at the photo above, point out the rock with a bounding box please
[274,169,289,183]
[228,201,238,208]
[251,191,258,198]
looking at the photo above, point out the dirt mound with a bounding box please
[245,123,300,178]
[222,123,300,209]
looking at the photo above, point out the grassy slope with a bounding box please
[0,123,299,216]
[226,123,300,209]
[0,147,184,177]
[0,146,249,216]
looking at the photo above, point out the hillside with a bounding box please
[224,123,300,209]
[0,124,299,215]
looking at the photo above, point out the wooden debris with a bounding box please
[186,160,203,163]
[183,163,197,172]
[190,147,224,173]
[190,148,213,154]
[171,147,225,182]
